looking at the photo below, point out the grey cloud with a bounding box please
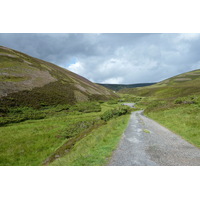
[0,33,200,84]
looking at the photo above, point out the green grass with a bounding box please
[0,102,131,166]
[0,112,98,166]
[50,114,130,166]
[118,70,200,150]
[146,102,200,148]
[119,69,200,98]
[129,90,200,148]
[143,129,150,134]
[0,75,27,82]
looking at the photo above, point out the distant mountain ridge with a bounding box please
[97,83,156,91]
[0,46,117,108]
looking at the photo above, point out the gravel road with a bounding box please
[109,106,200,166]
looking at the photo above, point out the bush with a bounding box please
[174,99,183,104]
[101,106,131,122]
[0,107,46,126]
[64,120,96,139]
[174,96,197,105]
[0,112,46,126]
[0,106,9,114]
[144,100,171,113]
[53,104,70,112]
[70,102,101,113]
[107,100,118,105]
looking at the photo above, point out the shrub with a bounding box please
[0,107,46,126]
[144,100,171,113]
[64,120,96,139]
[174,96,197,105]
[107,100,118,105]
[53,104,70,112]
[70,102,101,113]
[0,106,9,114]
[101,106,131,122]
[174,99,183,104]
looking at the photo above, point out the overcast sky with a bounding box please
[0,33,200,84]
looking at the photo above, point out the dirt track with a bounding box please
[109,110,200,166]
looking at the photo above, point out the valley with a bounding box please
[1,45,200,166]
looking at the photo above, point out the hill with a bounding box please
[0,46,117,108]
[97,83,156,91]
[119,69,200,99]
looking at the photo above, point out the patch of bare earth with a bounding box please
[174,78,192,81]
[0,68,57,97]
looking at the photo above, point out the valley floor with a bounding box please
[0,101,131,166]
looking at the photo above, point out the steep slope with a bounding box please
[119,69,200,98]
[0,46,117,108]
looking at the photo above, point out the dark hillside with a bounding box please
[97,83,156,91]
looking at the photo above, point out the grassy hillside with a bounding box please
[119,69,200,99]
[97,83,156,91]
[0,45,117,109]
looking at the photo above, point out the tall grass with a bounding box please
[146,104,200,148]
[50,115,130,166]
[141,94,200,148]
[0,102,130,166]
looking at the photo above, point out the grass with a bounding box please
[143,129,150,134]
[136,94,200,148]
[119,69,200,98]
[50,114,130,166]
[146,104,200,148]
[0,112,98,166]
[124,89,200,149]
[0,75,27,82]
[0,102,131,166]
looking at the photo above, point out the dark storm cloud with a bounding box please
[0,33,101,64]
[0,33,200,83]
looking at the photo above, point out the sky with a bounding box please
[0,33,200,84]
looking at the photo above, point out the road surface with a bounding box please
[109,108,200,166]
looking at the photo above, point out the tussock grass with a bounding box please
[142,94,200,148]
[0,102,130,166]
[0,113,99,166]
[143,129,150,134]
[50,114,130,166]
